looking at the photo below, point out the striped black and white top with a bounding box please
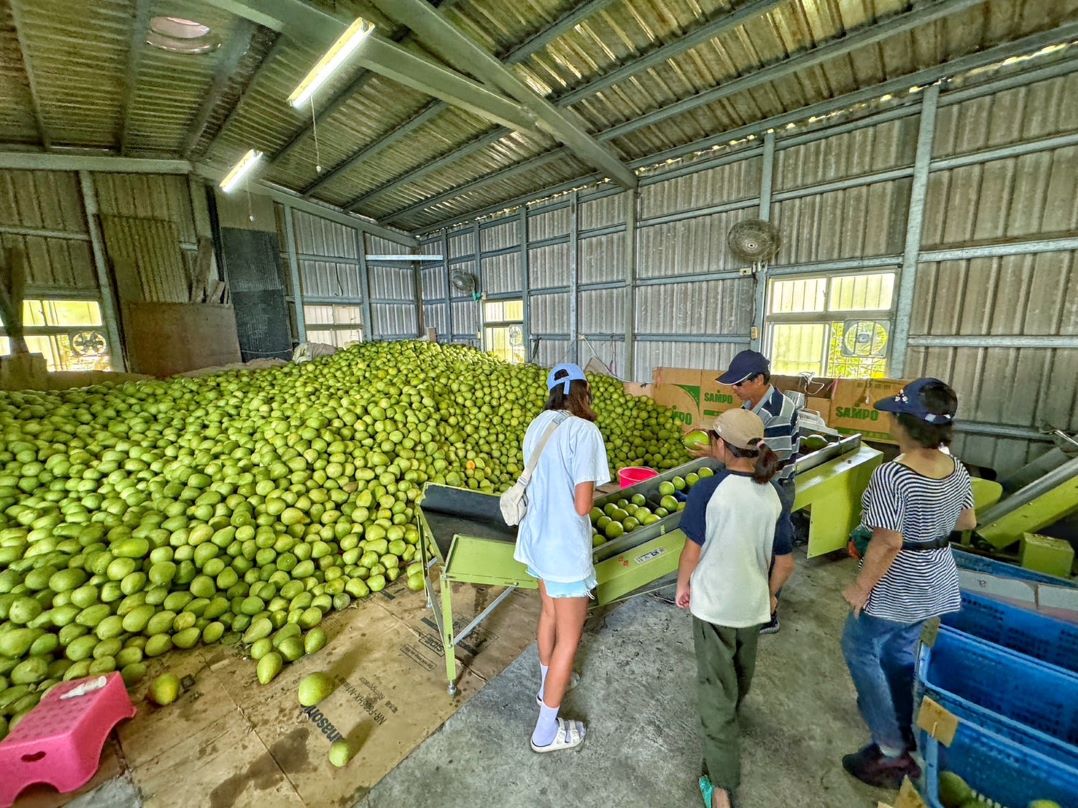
[860,459,974,623]
[747,386,800,484]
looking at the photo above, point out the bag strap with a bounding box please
[519,412,570,485]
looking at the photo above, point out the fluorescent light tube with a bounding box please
[288,17,375,109]
[219,149,264,193]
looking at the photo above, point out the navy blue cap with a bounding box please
[547,363,587,396]
[874,378,954,424]
[717,350,770,385]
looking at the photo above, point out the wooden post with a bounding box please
[0,247,28,354]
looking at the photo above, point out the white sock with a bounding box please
[532,702,559,747]
[878,743,904,758]
[538,662,549,700]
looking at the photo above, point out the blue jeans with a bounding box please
[841,612,924,754]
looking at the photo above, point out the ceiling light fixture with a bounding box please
[219,149,264,193]
[288,17,375,109]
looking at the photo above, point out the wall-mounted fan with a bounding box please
[450,270,481,301]
[841,320,890,358]
[727,219,782,271]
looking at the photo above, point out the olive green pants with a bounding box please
[693,616,762,792]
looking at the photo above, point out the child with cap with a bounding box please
[674,408,796,808]
[839,378,976,789]
[514,363,610,752]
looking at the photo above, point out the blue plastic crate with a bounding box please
[942,590,1078,673]
[953,547,1077,587]
[918,626,1078,745]
[919,708,1078,808]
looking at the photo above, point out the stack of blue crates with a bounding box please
[916,554,1078,808]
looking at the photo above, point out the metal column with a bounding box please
[519,207,530,352]
[441,230,453,340]
[281,204,305,340]
[624,189,637,380]
[888,83,940,377]
[356,229,373,342]
[473,221,482,344]
[752,131,775,351]
[78,171,126,370]
[568,190,579,364]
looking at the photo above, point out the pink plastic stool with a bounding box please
[0,673,136,807]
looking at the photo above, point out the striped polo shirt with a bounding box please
[745,385,799,484]
[860,459,974,623]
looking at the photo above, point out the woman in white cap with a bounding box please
[839,378,976,789]
[675,408,796,808]
[514,363,610,752]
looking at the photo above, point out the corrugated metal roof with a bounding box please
[1,0,1073,233]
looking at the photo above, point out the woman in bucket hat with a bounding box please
[839,378,977,788]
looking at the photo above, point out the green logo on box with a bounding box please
[835,407,879,422]
[675,384,701,407]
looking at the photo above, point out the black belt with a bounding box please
[901,536,951,551]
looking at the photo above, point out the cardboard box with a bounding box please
[651,367,704,429]
[829,377,909,444]
[698,375,740,424]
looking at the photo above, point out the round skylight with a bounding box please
[147,16,220,54]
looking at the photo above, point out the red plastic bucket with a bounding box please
[618,466,659,489]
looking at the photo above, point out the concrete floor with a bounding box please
[357,550,893,808]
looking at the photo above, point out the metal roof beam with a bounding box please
[299,0,617,193]
[597,0,988,143]
[8,0,50,149]
[349,0,777,212]
[372,0,635,189]
[118,0,154,155]
[202,33,289,158]
[0,152,192,173]
[411,36,1078,234]
[208,0,537,133]
[183,19,257,157]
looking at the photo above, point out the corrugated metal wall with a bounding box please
[416,63,1078,476]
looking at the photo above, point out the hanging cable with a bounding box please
[310,97,323,175]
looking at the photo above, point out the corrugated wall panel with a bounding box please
[531,293,569,334]
[528,206,569,241]
[480,220,518,252]
[580,193,627,230]
[293,211,356,259]
[448,231,475,258]
[481,252,521,295]
[637,208,745,277]
[0,170,85,231]
[420,239,440,256]
[529,242,570,289]
[904,347,1078,433]
[452,299,478,335]
[641,156,761,218]
[420,266,447,302]
[771,179,910,263]
[950,434,1047,478]
[300,261,363,299]
[580,337,625,378]
[92,173,196,244]
[371,303,417,338]
[635,279,753,334]
[579,287,626,334]
[633,342,743,385]
[910,252,1078,337]
[0,233,96,290]
[579,233,625,284]
[921,147,1078,248]
[933,73,1078,158]
[534,338,569,368]
[368,266,415,300]
[366,235,411,255]
[775,117,917,191]
[424,303,449,336]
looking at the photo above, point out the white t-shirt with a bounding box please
[513,410,610,583]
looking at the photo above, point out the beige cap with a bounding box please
[712,408,765,450]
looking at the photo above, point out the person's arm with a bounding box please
[955,507,976,531]
[676,541,701,608]
[769,554,795,614]
[574,481,594,517]
[842,528,902,616]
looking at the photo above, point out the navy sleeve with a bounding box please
[679,475,724,546]
[772,510,793,556]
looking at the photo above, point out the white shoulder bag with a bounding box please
[500,413,569,526]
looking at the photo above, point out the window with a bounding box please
[765,272,895,378]
[304,304,363,348]
[483,299,525,364]
[0,299,112,371]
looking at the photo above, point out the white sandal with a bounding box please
[535,671,580,706]
[530,718,586,753]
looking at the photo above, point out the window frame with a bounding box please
[482,298,525,364]
[0,296,114,371]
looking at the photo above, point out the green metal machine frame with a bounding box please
[418,435,883,694]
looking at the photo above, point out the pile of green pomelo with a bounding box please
[0,341,688,738]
